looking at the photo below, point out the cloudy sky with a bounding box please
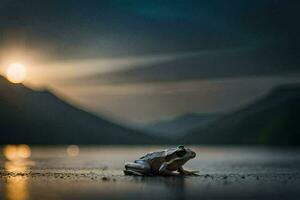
[0,0,299,124]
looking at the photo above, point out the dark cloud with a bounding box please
[81,42,300,84]
[1,0,298,60]
[0,1,299,81]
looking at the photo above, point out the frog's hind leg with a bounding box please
[158,163,178,176]
[123,169,144,176]
[124,162,150,176]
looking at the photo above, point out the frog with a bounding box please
[124,145,198,176]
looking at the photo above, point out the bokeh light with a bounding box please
[67,145,80,157]
[3,145,18,161]
[17,144,31,159]
[3,144,31,161]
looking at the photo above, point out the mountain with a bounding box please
[182,84,300,145]
[144,113,224,138]
[0,76,158,144]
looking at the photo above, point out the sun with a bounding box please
[6,63,27,84]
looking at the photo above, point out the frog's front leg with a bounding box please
[124,161,151,176]
[178,166,199,176]
[158,163,178,176]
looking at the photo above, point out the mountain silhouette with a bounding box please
[182,84,300,145]
[144,113,223,138]
[0,76,158,144]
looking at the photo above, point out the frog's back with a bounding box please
[138,150,165,161]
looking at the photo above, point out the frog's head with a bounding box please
[165,145,196,166]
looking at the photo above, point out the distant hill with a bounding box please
[0,76,158,144]
[2,74,299,146]
[144,113,224,138]
[182,84,300,145]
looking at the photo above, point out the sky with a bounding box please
[0,0,299,124]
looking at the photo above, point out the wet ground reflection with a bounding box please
[136,176,187,200]
[1,146,300,200]
[2,145,33,200]
[4,161,30,200]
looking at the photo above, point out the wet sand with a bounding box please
[1,146,300,200]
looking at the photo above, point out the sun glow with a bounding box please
[6,63,27,84]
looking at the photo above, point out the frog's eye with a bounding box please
[176,149,186,157]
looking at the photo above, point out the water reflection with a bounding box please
[2,145,32,200]
[135,177,187,200]
[4,161,30,200]
[168,178,186,200]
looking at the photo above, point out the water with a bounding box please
[1,146,300,200]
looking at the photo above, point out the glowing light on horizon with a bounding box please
[6,63,27,84]
[3,145,18,161]
[3,144,31,161]
[17,144,31,159]
[67,145,80,157]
